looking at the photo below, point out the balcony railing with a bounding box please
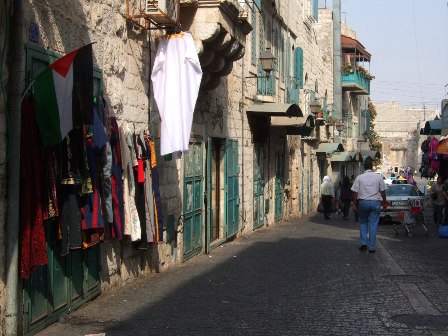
[342,70,371,95]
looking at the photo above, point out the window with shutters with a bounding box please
[257,13,275,97]
[251,9,257,66]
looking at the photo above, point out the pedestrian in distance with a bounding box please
[339,175,352,220]
[430,176,444,227]
[441,179,448,225]
[351,158,388,253]
[320,175,335,220]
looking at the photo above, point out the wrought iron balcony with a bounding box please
[342,69,371,95]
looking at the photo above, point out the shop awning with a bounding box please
[316,143,344,157]
[361,150,381,160]
[331,151,355,162]
[423,120,442,135]
[270,115,314,135]
[437,138,448,154]
[246,103,303,117]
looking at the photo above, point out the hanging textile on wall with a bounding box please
[119,122,141,241]
[20,95,48,279]
[151,32,203,156]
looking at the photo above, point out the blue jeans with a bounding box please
[358,200,381,251]
[433,204,444,226]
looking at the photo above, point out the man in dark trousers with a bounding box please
[351,158,387,253]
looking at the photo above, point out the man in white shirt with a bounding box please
[351,158,387,253]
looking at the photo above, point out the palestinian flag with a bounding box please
[34,44,93,145]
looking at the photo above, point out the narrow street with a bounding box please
[37,205,448,336]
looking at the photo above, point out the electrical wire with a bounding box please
[0,0,10,165]
[412,0,424,108]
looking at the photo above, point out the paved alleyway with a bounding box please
[37,210,448,336]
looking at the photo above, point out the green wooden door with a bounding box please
[274,151,284,221]
[23,45,101,335]
[253,144,264,229]
[183,138,203,260]
[205,137,212,254]
[24,222,101,335]
[225,139,239,238]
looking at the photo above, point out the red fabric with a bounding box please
[137,159,145,183]
[20,96,48,279]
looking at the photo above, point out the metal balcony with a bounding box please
[342,70,371,95]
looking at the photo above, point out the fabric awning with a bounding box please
[361,150,381,160]
[316,143,344,157]
[331,151,355,162]
[437,138,448,154]
[246,103,303,117]
[270,115,314,135]
[423,120,442,135]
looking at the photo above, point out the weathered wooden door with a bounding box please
[253,144,265,229]
[225,139,239,238]
[183,137,203,260]
[274,151,284,221]
[23,45,101,335]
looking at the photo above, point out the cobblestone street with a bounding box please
[37,210,448,336]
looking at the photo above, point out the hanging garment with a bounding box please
[59,185,83,255]
[148,137,164,242]
[135,131,150,245]
[82,109,107,231]
[110,117,124,239]
[151,32,203,156]
[119,123,141,241]
[41,147,59,220]
[19,95,48,279]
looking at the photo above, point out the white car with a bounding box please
[374,172,393,185]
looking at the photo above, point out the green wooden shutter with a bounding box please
[295,47,304,89]
[251,10,257,66]
[313,0,319,21]
[285,39,291,103]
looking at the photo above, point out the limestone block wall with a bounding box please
[375,102,437,172]
[23,0,163,293]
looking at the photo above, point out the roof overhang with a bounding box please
[342,35,371,61]
[423,120,442,135]
[246,103,303,117]
[361,150,381,160]
[270,115,314,135]
[316,143,344,157]
[331,151,355,162]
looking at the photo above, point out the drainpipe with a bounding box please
[5,0,23,334]
[333,0,342,120]
[240,47,246,232]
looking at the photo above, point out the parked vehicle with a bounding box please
[374,172,393,185]
[380,184,425,225]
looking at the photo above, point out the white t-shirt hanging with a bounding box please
[151,32,202,156]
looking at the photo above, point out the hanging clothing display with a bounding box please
[151,32,203,156]
[20,90,169,278]
[19,95,48,279]
[119,122,141,241]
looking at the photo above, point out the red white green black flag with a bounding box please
[34,44,93,145]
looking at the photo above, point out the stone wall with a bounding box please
[375,101,437,172]
[23,0,159,293]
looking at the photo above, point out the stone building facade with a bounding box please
[375,101,437,173]
[0,1,370,334]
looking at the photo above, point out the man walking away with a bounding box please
[351,158,387,253]
[320,176,335,220]
[431,176,444,226]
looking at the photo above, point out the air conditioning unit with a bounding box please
[145,0,180,24]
